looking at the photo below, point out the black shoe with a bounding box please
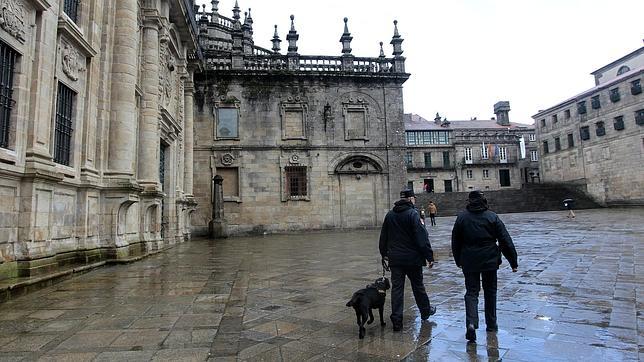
[421,305,437,320]
[466,324,476,342]
[393,324,402,332]
[486,325,498,332]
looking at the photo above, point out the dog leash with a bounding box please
[381,258,390,277]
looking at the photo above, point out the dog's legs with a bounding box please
[367,309,374,324]
[379,306,386,326]
[355,310,365,339]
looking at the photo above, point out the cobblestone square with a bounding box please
[0,208,642,361]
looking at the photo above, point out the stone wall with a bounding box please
[0,1,200,281]
[535,68,644,206]
[193,74,408,235]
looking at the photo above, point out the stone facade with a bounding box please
[0,0,200,280]
[533,46,644,206]
[404,102,539,195]
[192,6,409,235]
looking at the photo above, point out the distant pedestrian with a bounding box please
[451,191,518,343]
[563,198,575,219]
[379,189,436,332]
[428,201,437,226]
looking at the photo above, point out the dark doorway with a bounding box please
[444,180,453,192]
[499,169,511,187]
[424,179,434,193]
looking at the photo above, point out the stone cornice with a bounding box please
[26,0,51,11]
[57,15,97,57]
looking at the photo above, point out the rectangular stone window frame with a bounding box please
[529,133,536,141]
[613,116,625,131]
[564,109,571,119]
[631,79,642,95]
[609,87,620,103]
[483,169,490,178]
[554,137,561,151]
[424,152,431,168]
[280,102,308,140]
[53,81,76,167]
[282,164,311,202]
[466,169,473,179]
[499,146,508,163]
[567,133,574,148]
[577,101,587,115]
[595,121,606,136]
[636,109,644,126]
[213,102,240,140]
[591,95,601,110]
[0,40,18,152]
[543,140,549,154]
[580,126,590,141]
[342,103,369,141]
[218,166,242,203]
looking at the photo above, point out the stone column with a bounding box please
[107,0,139,177]
[137,19,161,188]
[209,175,228,238]
[183,78,195,196]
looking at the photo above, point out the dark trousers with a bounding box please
[429,214,436,226]
[390,265,431,326]
[464,270,497,329]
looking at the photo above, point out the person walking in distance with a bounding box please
[379,189,436,331]
[428,201,438,226]
[451,191,518,342]
[563,198,575,219]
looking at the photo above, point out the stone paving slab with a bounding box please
[0,208,642,361]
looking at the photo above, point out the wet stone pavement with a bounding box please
[0,208,642,361]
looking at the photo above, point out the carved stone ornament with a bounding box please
[289,154,299,164]
[221,153,234,166]
[61,43,86,81]
[159,44,174,107]
[0,0,26,42]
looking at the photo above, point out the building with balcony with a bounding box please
[191,3,409,235]
[533,45,644,206]
[405,102,538,194]
[0,0,200,280]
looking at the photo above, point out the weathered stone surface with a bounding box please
[0,208,640,360]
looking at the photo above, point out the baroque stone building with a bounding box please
[0,0,200,280]
[533,45,644,206]
[192,3,409,235]
[404,102,538,194]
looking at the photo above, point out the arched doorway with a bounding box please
[334,155,385,228]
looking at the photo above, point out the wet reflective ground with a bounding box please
[0,208,642,361]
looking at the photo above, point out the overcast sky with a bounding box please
[196,0,644,125]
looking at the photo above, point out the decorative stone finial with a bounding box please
[379,41,385,57]
[211,0,219,14]
[286,15,299,55]
[232,0,241,21]
[247,8,253,25]
[271,25,282,53]
[390,19,404,57]
[434,113,442,124]
[340,17,353,55]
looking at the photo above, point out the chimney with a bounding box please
[494,101,511,126]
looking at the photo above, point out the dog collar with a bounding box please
[378,289,386,294]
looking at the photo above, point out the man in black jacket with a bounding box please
[379,189,436,331]
[451,190,518,342]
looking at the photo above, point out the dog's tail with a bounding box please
[346,294,360,307]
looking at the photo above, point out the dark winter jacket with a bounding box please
[451,199,518,273]
[379,199,434,267]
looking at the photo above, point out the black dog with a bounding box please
[346,277,391,339]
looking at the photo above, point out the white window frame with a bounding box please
[483,169,489,178]
[466,169,473,179]
[530,150,538,162]
[529,133,536,141]
[481,145,489,159]
[464,147,473,164]
[499,146,507,163]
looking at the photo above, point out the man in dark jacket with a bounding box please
[451,190,518,342]
[379,189,436,331]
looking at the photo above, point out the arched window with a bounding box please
[617,65,630,75]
